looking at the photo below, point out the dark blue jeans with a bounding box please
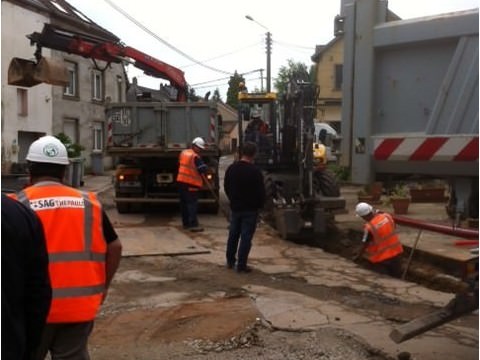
[179,184,199,228]
[226,211,258,270]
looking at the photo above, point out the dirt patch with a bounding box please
[92,296,260,345]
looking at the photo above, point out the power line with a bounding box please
[274,39,314,50]
[180,41,262,69]
[190,68,264,86]
[102,0,234,75]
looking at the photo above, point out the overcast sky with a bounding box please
[66,0,478,99]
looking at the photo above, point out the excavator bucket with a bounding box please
[8,57,42,87]
[8,57,69,87]
[34,57,69,86]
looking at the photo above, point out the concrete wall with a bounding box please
[1,2,53,172]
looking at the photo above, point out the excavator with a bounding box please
[237,76,346,241]
[8,23,188,101]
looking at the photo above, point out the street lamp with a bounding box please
[245,15,272,93]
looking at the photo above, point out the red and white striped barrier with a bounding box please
[209,115,216,143]
[374,136,478,162]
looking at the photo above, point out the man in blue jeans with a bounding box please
[224,142,265,273]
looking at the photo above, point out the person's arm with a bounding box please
[194,156,208,175]
[105,239,122,289]
[353,229,372,261]
[223,165,232,199]
[101,211,122,301]
[24,207,52,356]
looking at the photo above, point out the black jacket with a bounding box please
[224,160,265,212]
[1,194,51,360]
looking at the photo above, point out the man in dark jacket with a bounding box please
[1,193,52,360]
[224,142,266,273]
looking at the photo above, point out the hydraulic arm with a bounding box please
[9,23,188,101]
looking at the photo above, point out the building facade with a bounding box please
[2,0,126,175]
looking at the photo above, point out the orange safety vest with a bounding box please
[176,149,203,188]
[363,213,403,263]
[11,181,106,323]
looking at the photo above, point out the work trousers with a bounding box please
[226,211,258,270]
[34,321,94,360]
[370,254,403,278]
[178,184,199,228]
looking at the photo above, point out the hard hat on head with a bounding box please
[251,110,261,119]
[26,135,69,165]
[191,137,205,149]
[355,202,373,217]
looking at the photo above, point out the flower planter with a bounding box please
[391,197,410,215]
[410,188,446,203]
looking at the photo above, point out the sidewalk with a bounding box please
[81,171,114,194]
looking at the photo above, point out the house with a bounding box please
[216,101,238,154]
[311,10,400,134]
[1,0,126,175]
[311,37,343,133]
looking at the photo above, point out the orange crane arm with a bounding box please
[27,24,187,101]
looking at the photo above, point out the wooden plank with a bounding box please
[390,294,478,343]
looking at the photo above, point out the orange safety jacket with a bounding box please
[11,181,106,323]
[176,149,203,188]
[363,213,403,263]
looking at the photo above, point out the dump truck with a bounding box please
[338,0,478,341]
[339,0,479,222]
[8,23,222,213]
[106,101,221,213]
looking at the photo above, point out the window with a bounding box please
[63,118,79,144]
[17,89,28,116]
[64,61,77,97]
[334,64,343,90]
[92,70,103,101]
[116,75,123,102]
[93,122,104,152]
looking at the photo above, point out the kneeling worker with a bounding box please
[354,202,404,278]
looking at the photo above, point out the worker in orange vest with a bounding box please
[176,137,208,232]
[10,135,122,360]
[354,202,404,278]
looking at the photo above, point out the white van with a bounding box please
[313,122,339,163]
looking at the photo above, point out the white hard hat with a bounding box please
[192,137,205,149]
[355,202,373,217]
[251,110,261,118]
[26,135,69,165]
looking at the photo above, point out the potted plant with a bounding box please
[55,133,85,187]
[55,132,85,159]
[409,182,447,203]
[357,181,383,204]
[357,187,375,203]
[389,184,410,214]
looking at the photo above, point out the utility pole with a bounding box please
[245,15,272,93]
[259,69,264,92]
[266,31,272,92]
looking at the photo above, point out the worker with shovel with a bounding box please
[354,202,404,278]
[177,137,209,232]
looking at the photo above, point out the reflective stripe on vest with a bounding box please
[17,181,106,322]
[176,149,203,187]
[364,213,403,263]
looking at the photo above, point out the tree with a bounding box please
[226,71,245,109]
[274,59,313,98]
[189,87,199,102]
[212,88,222,102]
